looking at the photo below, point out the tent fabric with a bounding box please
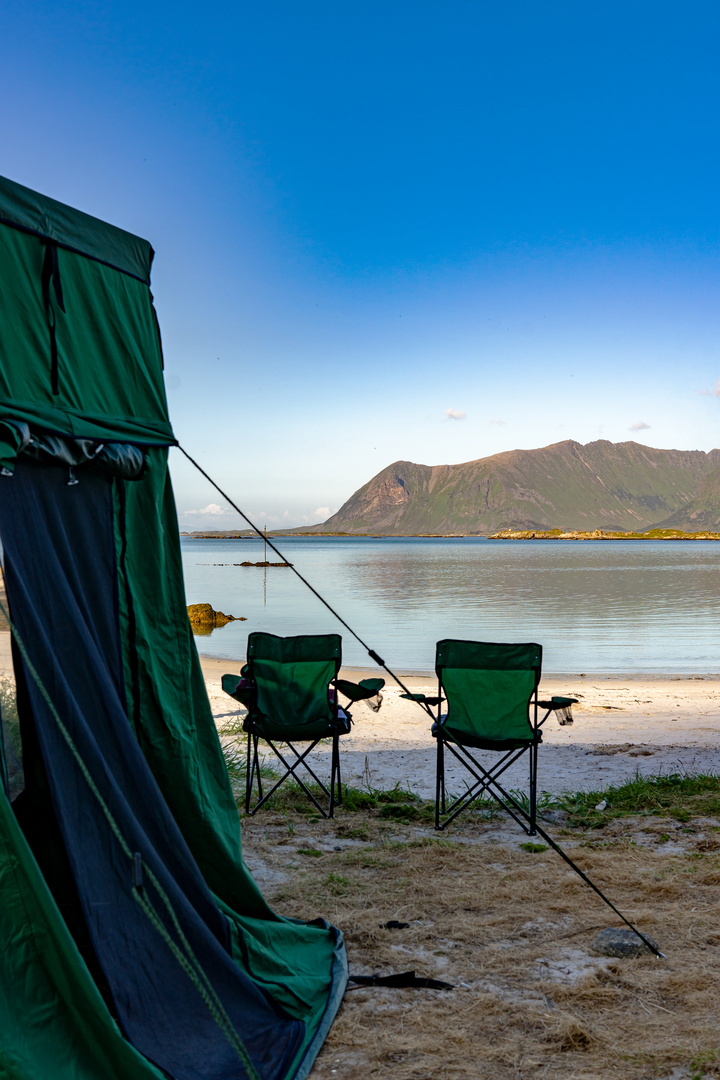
[0,219,172,445]
[116,453,346,1036]
[0,174,153,283]
[0,174,347,1080]
[0,462,305,1080]
[0,782,167,1080]
[0,421,146,479]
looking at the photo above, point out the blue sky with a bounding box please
[2,1,719,528]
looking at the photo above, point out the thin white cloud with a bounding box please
[444,408,466,421]
[700,377,720,397]
[629,421,651,431]
[183,503,228,517]
[490,418,505,425]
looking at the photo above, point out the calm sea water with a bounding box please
[181,537,720,674]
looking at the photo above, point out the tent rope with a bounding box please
[0,598,260,1080]
[176,444,435,717]
[483,784,664,958]
[530,819,664,957]
[177,448,665,957]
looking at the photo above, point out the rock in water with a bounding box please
[187,603,215,625]
[186,603,245,629]
[591,927,659,958]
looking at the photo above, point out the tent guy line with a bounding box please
[479,780,664,960]
[176,443,436,718]
[177,446,663,959]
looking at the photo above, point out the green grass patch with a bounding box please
[519,842,547,853]
[0,676,23,801]
[219,739,278,800]
[690,1047,720,1079]
[0,677,20,750]
[384,837,459,851]
[323,872,352,895]
[556,772,720,827]
[218,722,279,799]
[377,801,435,823]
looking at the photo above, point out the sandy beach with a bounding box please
[202,655,720,797]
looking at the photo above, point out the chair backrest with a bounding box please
[246,632,342,730]
[435,639,542,743]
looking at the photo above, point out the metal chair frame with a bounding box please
[245,716,345,819]
[435,692,544,832]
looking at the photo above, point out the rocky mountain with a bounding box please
[317,440,720,534]
[652,463,720,531]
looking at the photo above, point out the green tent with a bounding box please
[0,175,346,1080]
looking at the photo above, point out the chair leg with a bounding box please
[528,741,537,836]
[255,736,264,800]
[335,737,343,806]
[435,736,444,830]
[254,738,263,799]
[329,736,338,819]
[251,740,331,817]
[245,733,253,814]
[245,734,347,819]
[246,735,263,814]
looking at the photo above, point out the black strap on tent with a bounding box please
[177,445,435,718]
[348,970,454,990]
[41,242,65,396]
[0,597,261,1080]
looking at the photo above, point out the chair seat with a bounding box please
[245,710,351,743]
[432,719,540,752]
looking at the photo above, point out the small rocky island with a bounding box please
[237,560,292,567]
[489,528,720,540]
[186,603,246,633]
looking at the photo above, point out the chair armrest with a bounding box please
[400,692,445,706]
[335,677,385,702]
[537,695,576,728]
[222,673,256,708]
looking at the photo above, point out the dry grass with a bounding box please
[241,801,720,1079]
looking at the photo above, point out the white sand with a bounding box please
[202,656,720,797]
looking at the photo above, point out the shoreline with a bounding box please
[199,655,720,682]
[181,531,720,540]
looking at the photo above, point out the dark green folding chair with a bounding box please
[222,632,384,818]
[404,639,576,832]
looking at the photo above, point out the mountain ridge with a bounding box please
[315,439,720,534]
